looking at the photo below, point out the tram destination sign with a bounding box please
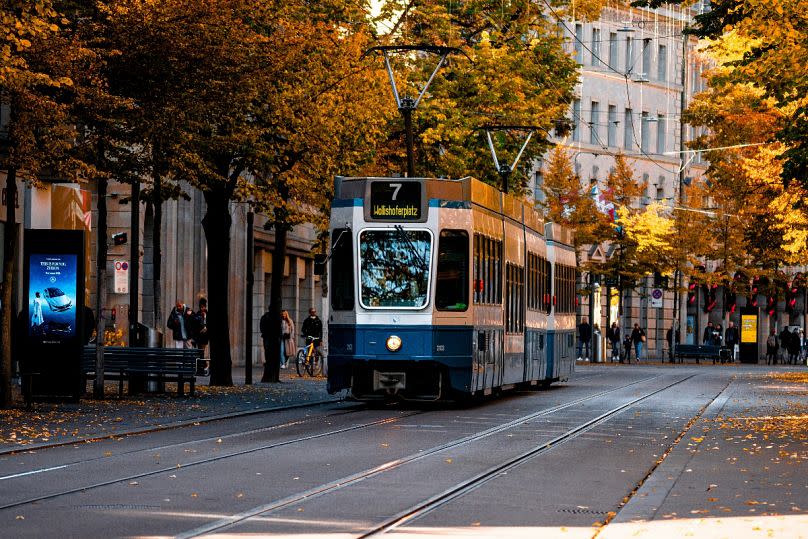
[369,181,423,221]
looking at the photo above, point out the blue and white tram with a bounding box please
[326,176,576,401]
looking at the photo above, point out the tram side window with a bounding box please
[506,263,525,333]
[527,253,549,311]
[554,264,576,314]
[544,259,552,313]
[330,228,354,311]
[473,234,503,305]
[436,230,469,311]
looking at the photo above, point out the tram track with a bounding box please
[0,396,346,458]
[0,410,421,512]
[174,374,667,538]
[358,374,699,537]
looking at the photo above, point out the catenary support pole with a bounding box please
[129,180,140,346]
[245,210,254,384]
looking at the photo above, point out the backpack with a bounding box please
[767,335,777,347]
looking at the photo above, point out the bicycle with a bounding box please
[296,336,322,377]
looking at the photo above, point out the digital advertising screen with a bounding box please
[28,253,78,341]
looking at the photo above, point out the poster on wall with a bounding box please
[28,253,78,342]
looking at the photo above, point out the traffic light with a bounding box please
[703,283,718,313]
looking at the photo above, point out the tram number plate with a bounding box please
[369,181,421,220]
[373,371,406,390]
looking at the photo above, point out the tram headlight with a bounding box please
[386,335,402,352]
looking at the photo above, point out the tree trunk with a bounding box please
[94,177,108,398]
[261,222,287,384]
[202,189,233,386]
[0,167,18,408]
[152,171,162,334]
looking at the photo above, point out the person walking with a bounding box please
[724,321,739,363]
[578,317,592,361]
[779,326,791,364]
[167,300,193,348]
[787,328,801,365]
[192,298,209,375]
[666,326,674,362]
[766,328,778,365]
[607,322,621,362]
[280,310,296,369]
[702,321,714,345]
[630,323,646,362]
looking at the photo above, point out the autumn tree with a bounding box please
[634,0,808,189]
[372,0,595,189]
[253,2,390,384]
[0,1,78,407]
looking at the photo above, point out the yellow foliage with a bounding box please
[618,202,675,256]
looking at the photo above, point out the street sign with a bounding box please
[650,288,663,308]
[114,260,129,294]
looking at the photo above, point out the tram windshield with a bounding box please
[359,229,432,308]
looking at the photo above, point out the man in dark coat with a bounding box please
[578,317,592,361]
[703,321,714,345]
[724,321,739,362]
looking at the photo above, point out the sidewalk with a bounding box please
[0,370,338,452]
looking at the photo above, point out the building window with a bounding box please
[624,108,633,150]
[572,99,581,142]
[642,38,652,79]
[591,28,601,66]
[657,44,667,81]
[607,105,617,147]
[574,24,583,64]
[534,169,545,204]
[608,32,618,69]
[657,177,665,200]
[641,111,650,153]
[436,230,469,311]
[330,228,354,311]
[590,101,600,145]
[656,113,666,154]
[625,36,634,73]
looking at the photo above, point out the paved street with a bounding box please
[1,364,806,538]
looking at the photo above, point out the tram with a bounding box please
[326,176,576,401]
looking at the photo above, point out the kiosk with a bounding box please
[22,229,85,401]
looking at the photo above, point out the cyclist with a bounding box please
[301,307,323,353]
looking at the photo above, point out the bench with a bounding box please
[674,344,724,364]
[82,346,201,397]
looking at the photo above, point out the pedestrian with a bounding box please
[259,306,276,376]
[631,323,646,362]
[578,317,592,361]
[765,328,778,365]
[607,322,621,362]
[622,333,633,363]
[724,321,739,363]
[702,321,714,345]
[787,328,801,365]
[83,305,96,345]
[280,310,296,369]
[31,291,45,331]
[779,326,791,364]
[167,300,193,349]
[666,326,674,362]
[192,298,209,375]
[711,323,723,363]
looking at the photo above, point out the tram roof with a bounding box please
[334,176,573,246]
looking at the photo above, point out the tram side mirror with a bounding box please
[313,254,327,276]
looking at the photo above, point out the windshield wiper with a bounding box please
[394,225,428,271]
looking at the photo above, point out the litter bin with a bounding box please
[130,323,147,347]
[128,325,166,394]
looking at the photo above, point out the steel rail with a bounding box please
[0,411,421,512]
[175,374,666,538]
[359,374,698,537]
